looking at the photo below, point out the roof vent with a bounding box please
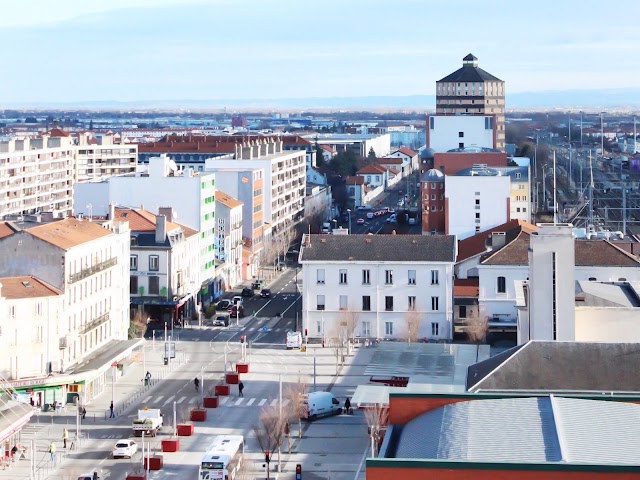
[22,281,33,288]
[412,240,417,244]
[320,238,326,243]
[365,238,372,243]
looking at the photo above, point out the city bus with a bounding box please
[199,434,244,480]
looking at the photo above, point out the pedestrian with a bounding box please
[344,397,352,415]
[81,406,87,421]
[109,401,115,418]
[145,371,151,386]
[238,381,244,397]
[49,442,55,462]
[63,428,68,448]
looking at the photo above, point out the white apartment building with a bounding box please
[305,133,391,158]
[0,135,75,218]
[215,191,244,288]
[0,276,64,380]
[300,234,457,341]
[445,173,511,240]
[75,132,138,181]
[73,155,218,304]
[206,146,305,237]
[115,207,200,323]
[0,217,131,372]
[427,115,496,152]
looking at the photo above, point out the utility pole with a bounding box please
[601,112,605,159]
[580,111,583,147]
[568,117,572,192]
[588,150,594,228]
[634,115,637,154]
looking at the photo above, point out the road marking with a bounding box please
[177,396,186,404]
[189,397,197,404]
[142,396,152,403]
[235,398,244,406]
[156,396,164,403]
[270,399,278,407]
[220,397,230,405]
[249,327,255,331]
[163,395,175,406]
[246,398,255,406]
[258,399,267,406]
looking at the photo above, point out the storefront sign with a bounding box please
[5,378,50,389]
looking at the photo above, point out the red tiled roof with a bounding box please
[27,218,112,250]
[48,128,69,137]
[0,222,16,240]
[378,157,404,165]
[457,220,537,262]
[345,176,365,185]
[319,144,336,154]
[281,135,312,146]
[454,277,479,297]
[216,190,243,209]
[114,208,198,237]
[357,164,387,175]
[396,146,417,157]
[0,276,63,299]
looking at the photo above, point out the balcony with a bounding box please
[79,312,110,334]
[68,257,118,284]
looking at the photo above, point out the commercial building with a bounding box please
[215,191,244,288]
[436,54,505,151]
[0,135,75,218]
[300,234,456,341]
[305,133,391,158]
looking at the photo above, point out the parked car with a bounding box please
[213,315,229,327]
[366,212,374,219]
[260,288,271,298]
[408,217,416,225]
[232,295,243,305]
[302,392,342,420]
[251,280,265,290]
[387,214,397,223]
[113,440,137,459]
[241,287,254,297]
[228,304,245,317]
[216,299,231,310]
[356,218,365,224]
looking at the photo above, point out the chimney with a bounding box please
[490,232,506,249]
[159,207,173,222]
[156,215,167,244]
[109,203,115,220]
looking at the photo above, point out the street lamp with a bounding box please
[346,209,352,234]
[601,112,605,159]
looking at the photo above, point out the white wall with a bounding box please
[575,308,640,342]
[478,264,528,320]
[364,134,391,157]
[428,116,495,152]
[446,176,510,240]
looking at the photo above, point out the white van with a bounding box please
[286,331,303,349]
[302,391,342,420]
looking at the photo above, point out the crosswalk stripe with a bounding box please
[163,395,175,406]
[142,396,152,403]
[219,397,229,405]
[270,399,278,407]
[258,399,267,406]
[156,396,164,403]
[177,396,186,404]
[246,398,255,406]
[249,327,255,331]
[235,398,244,406]
[189,397,196,404]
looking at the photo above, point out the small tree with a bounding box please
[466,316,489,344]
[129,310,147,339]
[337,309,358,355]
[364,403,389,458]
[285,376,309,443]
[405,310,421,342]
[253,405,286,479]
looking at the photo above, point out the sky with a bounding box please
[1,0,640,105]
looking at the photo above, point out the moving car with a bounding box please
[408,217,416,225]
[228,304,245,317]
[286,331,303,349]
[213,315,229,327]
[241,287,253,297]
[260,288,271,298]
[216,299,231,310]
[302,392,342,420]
[251,280,265,290]
[232,296,243,305]
[356,218,365,224]
[387,214,397,223]
[113,439,137,459]
[366,212,374,219]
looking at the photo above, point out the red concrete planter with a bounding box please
[190,408,207,422]
[176,423,194,436]
[236,363,250,374]
[126,475,146,480]
[226,372,239,384]
[203,396,219,408]
[161,438,180,452]
[143,455,163,470]
[215,384,230,396]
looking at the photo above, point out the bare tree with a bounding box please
[364,403,389,458]
[337,309,358,356]
[466,316,489,344]
[253,405,286,479]
[259,241,277,282]
[129,310,147,339]
[404,310,421,342]
[274,227,295,268]
[328,324,348,375]
[284,376,308,443]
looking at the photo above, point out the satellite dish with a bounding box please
[168,160,178,172]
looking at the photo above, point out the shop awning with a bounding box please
[0,396,33,443]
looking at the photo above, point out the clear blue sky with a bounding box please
[2,0,639,103]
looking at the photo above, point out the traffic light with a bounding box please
[240,335,245,344]
[304,328,308,337]
[296,463,302,479]
[265,452,270,464]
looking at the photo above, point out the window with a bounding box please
[459,142,464,149]
[431,296,439,311]
[385,270,393,285]
[317,295,325,310]
[431,270,439,285]
[316,321,322,334]
[339,295,348,310]
[362,296,371,311]
[431,205,436,212]
[408,270,416,285]
[475,199,480,205]
[362,269,370,285]
[431,194,436,201]
[497,276,506,293]
[408,296,416,310]
[149,255,159,271]
[149,276,160,295]
[431,322,440,336]
[431,183,436,189]
[339,269,348,285]
[385,322,393,336]
[475,212,480,219]
[385,296,394,311]
[362,321,371,337]
[130,255,138,270]
[317,269,325,284]
[515,173,521,179]
[130,276,138,295]
[516,207,521,212]
[459,305,467,318]
[523,207,527,212]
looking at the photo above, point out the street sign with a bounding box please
[164,342,176,359]
[262,326,268,332]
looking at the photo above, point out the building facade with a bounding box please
[427,114,496,152]
[436,54,505,151]
[215,191,244,288]
[75,133,138,182]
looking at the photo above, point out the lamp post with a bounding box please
[346,209,352,234]
[601,112,605,159]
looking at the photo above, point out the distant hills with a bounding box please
[3,88,640,111]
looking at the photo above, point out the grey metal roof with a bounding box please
[576,281,640,307]
[393,396,640,465]
[299,234,456,263]
[467,341,640,393]
[437,64,503,83]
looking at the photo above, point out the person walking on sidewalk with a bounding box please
[49,442,56,462]
[145,371,151,386]
[344,397,352,415]
[63,428,68,448]
[109,401,115,418]
[238,381,244,397]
